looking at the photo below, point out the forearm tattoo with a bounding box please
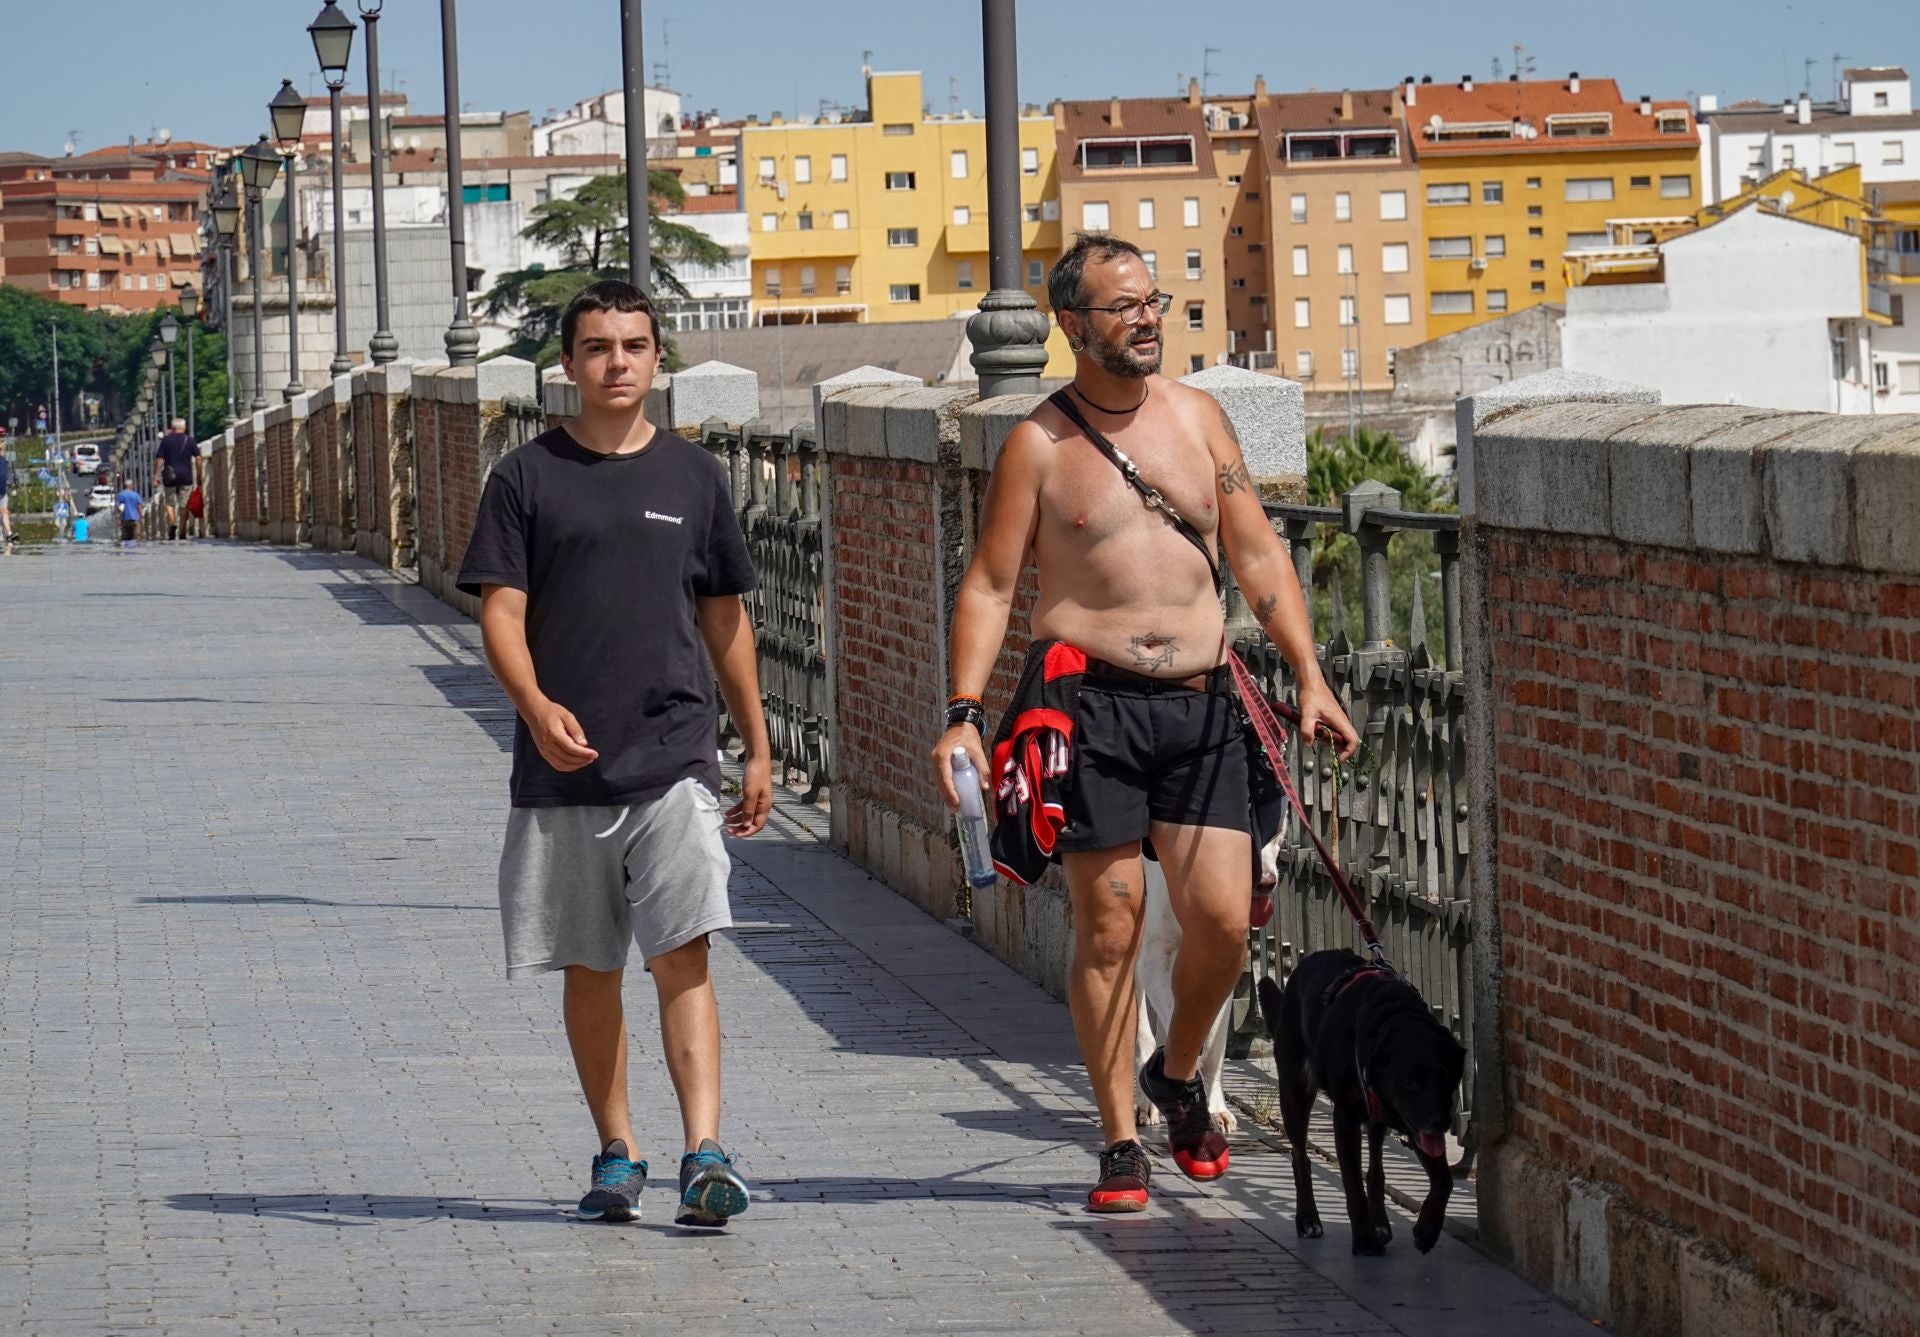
[1253,593,1278,623]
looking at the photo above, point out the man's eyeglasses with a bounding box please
[1069,292,1173,325]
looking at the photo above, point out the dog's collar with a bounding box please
[1322,961,1396,1010]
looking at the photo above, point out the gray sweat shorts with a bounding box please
[497,776,734,979]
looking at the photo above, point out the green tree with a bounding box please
[480,169,728,369]
[1302,425,1457,657]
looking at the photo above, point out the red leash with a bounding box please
[1227,652,1392,972]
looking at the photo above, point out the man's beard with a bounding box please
[1088,325,1162,378]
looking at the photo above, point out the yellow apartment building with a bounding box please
[739,70,1070,373]
[1404,73,1702,337]
[1053,87,1232,376]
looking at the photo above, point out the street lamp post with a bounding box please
[211,181,242,420]
[239,136,282,413]
[180,284,199,438]
[159,316,179,427]
[309,0,357,377]
[966,0,1051,397]
[436,0,478,364]
[619,0,650,290]
[150,337,170,431]
[359,0,397,363]
[270,79,309,401]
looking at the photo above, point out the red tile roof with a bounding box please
[1248,90,1412,170]
[1407,77,1697,155]
[1054,96,1217,183]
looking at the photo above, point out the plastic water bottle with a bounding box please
[951,749,997,889]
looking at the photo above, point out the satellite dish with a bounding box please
[1779,189,1795,208]
[155,128,173,144]
[1428,113,1443,131]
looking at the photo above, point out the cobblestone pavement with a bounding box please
[1,542,1602,1336]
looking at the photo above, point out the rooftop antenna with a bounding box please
[1202,47,1221,95]
[1803,56,1819,99]
[652,18,672,89]
[1491,54,1503,81]
[862,48,873,79]
[1512,44,1536,79]
[1831,54,1851,103]
[949,74,960,115]
[63,128,80,157]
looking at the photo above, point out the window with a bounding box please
[1835,141,1857,164]
[1027,259,1043,286]
[1430,291,1474,315]
[952,205,971,226]
[1337,244,1353,274]
[1141,250,1157,278]
[1082,200,1110,230]
[1138,198,1156,229]
[1383,294,1411,325]
[1292,245,1309,276]
[1875,91,1891,109]
[1429,236,1473,259]
[1381,242,1409,273]
[1185,303,1204,331]
[1780,144,1797,167]
[1482,181,1504,204]
[1021,146,1038,176]
[835,265,852,295]
[763,268,781,296]
[1630,175,1651,190]
[1379,189,1406,221]
[1185,250,1203,279]
[882,123,913,136]
[1338,295,1355,326]
[1567,232,1610,251]
[760,213,777,232]
[1334,191,1351,222]
[1565,176,1615,203]
[1024,202,1042,222]
[889,283,921,303]
[1341,348,1359,379]
[1530,258,1545,271]
[1295,349,1313,378]
[1885,141,1907,166]
[1183,197,1201,227]
[1527,205,1544,217]
[794,156,812,184]
[833,210,851,229]
[1528,227,1543,239]
[1526,176,1541,189]
[831,154,848,181]
[1228,225,1243,237]
[1531,280,1546,293]
[796,211,814,230]
[1902,363,1920,395]
[1230,277,1246,289]
[885,171,916,191]
[1042,198,1060,220]
[1294,297,1310,328]
[1746,144,1765,169]
[1427,182,1470,206]
[887,227,919,247]
[1486,289,1508,312]
[758,157,776,180]
[798,266,816,295]
[1660,175,1691,199]
[1291,193,1308,223]
[951,150,968,179]
[1189,354,1206,373]
[1481,235,1505,258]
[956,260,974,290]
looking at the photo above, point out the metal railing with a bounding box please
[1226,479,1474,1147]
[502,394,544,450]
[703,420,832,803]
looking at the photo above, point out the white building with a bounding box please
[534,87,681,158]
[1562,204,1878,413]
[658,209,750,331]
[1701,68,1920,203]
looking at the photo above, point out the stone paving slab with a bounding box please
[1,541,1603,1335]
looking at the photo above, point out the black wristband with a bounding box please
[945,702,986,733]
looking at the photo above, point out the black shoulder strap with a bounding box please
[1046,390,1220,588]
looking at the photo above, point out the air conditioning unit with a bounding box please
[1470,257,1488,271]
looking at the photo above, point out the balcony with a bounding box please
[750,227,860,262]
[1868,246,1920,281]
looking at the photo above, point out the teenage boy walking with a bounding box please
[456,279,773,1227]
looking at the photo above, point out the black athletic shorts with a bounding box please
[1054,661,1253,853]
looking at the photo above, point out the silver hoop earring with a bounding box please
[1069,339,1085,352]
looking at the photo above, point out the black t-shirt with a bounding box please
[455,425,756,807]
[157,433,197,486]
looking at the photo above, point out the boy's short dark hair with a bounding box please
[561,279,662,357]
[1046,232,1147,319]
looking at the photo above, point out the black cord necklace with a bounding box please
[1072,381,1149,415]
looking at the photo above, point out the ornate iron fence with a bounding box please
[502,395,545,450]
[702,420,832,803]
[1226,478,1474,1147]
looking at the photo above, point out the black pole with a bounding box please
[284,151,305,400]
[246,190,269,411]
[222,240,239,421]
[620,0,651,290]
[966,0,1051,397]
[362,4,397,363]
[328,83,352,376]
[438,0,478,364]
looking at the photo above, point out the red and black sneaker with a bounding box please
[1139,1048,1230,1179]
[1087,1138,1152,1213]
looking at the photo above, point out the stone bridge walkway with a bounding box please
[1,541,1597,1335]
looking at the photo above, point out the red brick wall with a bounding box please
[208,447,230,536]
[309,402,338,543]
[231,428,256,533]
[830,455,947,834]
[1488,530,1920,1330]
[265,416,294,536]
[434,401,482,579]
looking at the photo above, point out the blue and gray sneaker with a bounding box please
[675,1139,750,1228]
[577,1140,647,1222]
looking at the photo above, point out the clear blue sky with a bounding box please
[4,0,1914,156]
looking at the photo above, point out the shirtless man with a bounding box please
[932,232,1358,1212]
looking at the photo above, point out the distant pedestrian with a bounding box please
[155,418,199,540]
[455,279,773,1229]
[53,492,71,541]
[0,441,13,548]
[115,479,143,545]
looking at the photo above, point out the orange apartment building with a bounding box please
[1053,86,1231,375]
[0,148,214,312]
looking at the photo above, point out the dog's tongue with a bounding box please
[1417,1131,1448,1160]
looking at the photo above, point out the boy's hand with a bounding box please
[727,754,772,837]
[529,699,597,772]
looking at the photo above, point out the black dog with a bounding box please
[1258,948,1465,1255]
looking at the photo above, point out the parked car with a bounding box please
[71,443,101,476]
[87,484,117,513]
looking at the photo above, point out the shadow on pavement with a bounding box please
[168,1193,573,1227]
[139,894,487,912]
[321,580,415,625]
[418,661,516,751]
